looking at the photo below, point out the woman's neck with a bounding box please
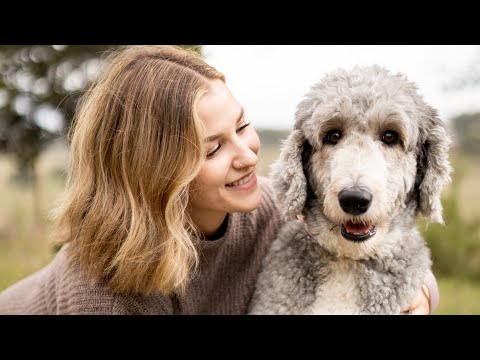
[190,210,228,240]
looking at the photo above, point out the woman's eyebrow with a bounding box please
[206,107,245,142]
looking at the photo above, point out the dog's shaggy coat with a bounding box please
[249,65,452,314]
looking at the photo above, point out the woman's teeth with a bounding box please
[227,172,253,187]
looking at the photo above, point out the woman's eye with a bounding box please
[381,130,399,145]
[237,122,251,133]
[206,144,221,158]
[206,123,251,159]
[324,130,341,145]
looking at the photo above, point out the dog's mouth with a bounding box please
[341,220,376,242]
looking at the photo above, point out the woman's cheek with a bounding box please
[249,130,261,154]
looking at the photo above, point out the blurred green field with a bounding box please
[1,132,480,314]
[0,142,67,291]
[435,277,480,314]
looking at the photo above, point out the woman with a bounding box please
[0,45,437,314]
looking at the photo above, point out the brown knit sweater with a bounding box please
[0,177,282,315]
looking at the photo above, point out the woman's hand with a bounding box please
[401,284,431,315]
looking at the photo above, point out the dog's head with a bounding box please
[271,65,452,257]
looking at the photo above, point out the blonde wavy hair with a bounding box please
[52,45,225,295]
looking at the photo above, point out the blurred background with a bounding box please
[0,45,479,314]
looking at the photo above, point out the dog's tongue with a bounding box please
[344,221,373,235]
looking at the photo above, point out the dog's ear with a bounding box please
[270,129,308,220]
[417,107,452,224]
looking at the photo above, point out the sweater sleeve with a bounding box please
[424,270,440,314]
[0,267,50,314]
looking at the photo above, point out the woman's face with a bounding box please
[189,79,262,220]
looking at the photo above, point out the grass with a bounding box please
[457,154,480,221]
[0,144,66,292]
[0,238,54,291]
[435,277,480,315]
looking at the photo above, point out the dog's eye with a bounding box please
[325,130,342,145]
[381,130,399,145]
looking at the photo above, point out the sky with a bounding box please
[203,45,480,130]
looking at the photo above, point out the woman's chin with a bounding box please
[237,189,262,212]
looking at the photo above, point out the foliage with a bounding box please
[0,45,112,181]
[450,112,480,155]
[0,45,201,183]
[421,155,480,281]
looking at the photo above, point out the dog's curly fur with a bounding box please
[249,65,452,314]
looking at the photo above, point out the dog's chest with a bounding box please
[309,261,361,314]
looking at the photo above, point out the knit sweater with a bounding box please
[0,176,282,315]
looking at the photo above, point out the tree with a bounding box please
[0,45,201,221]
[450,112,480,156]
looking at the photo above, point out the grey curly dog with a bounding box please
[249,65,452,314]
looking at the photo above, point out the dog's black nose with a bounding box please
[338,188,372,215]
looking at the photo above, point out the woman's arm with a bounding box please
[402,270,440,315]
[423,270,440,314]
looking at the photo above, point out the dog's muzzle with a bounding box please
[337,187,376,242]
[341,220,376,242]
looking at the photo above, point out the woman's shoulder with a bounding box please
[48,245,162,314]
[0,244,152,315]
[0,251,59,314]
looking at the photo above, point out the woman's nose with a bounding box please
[233,144,258,170]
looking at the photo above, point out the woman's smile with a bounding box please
[225,171,257,190]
